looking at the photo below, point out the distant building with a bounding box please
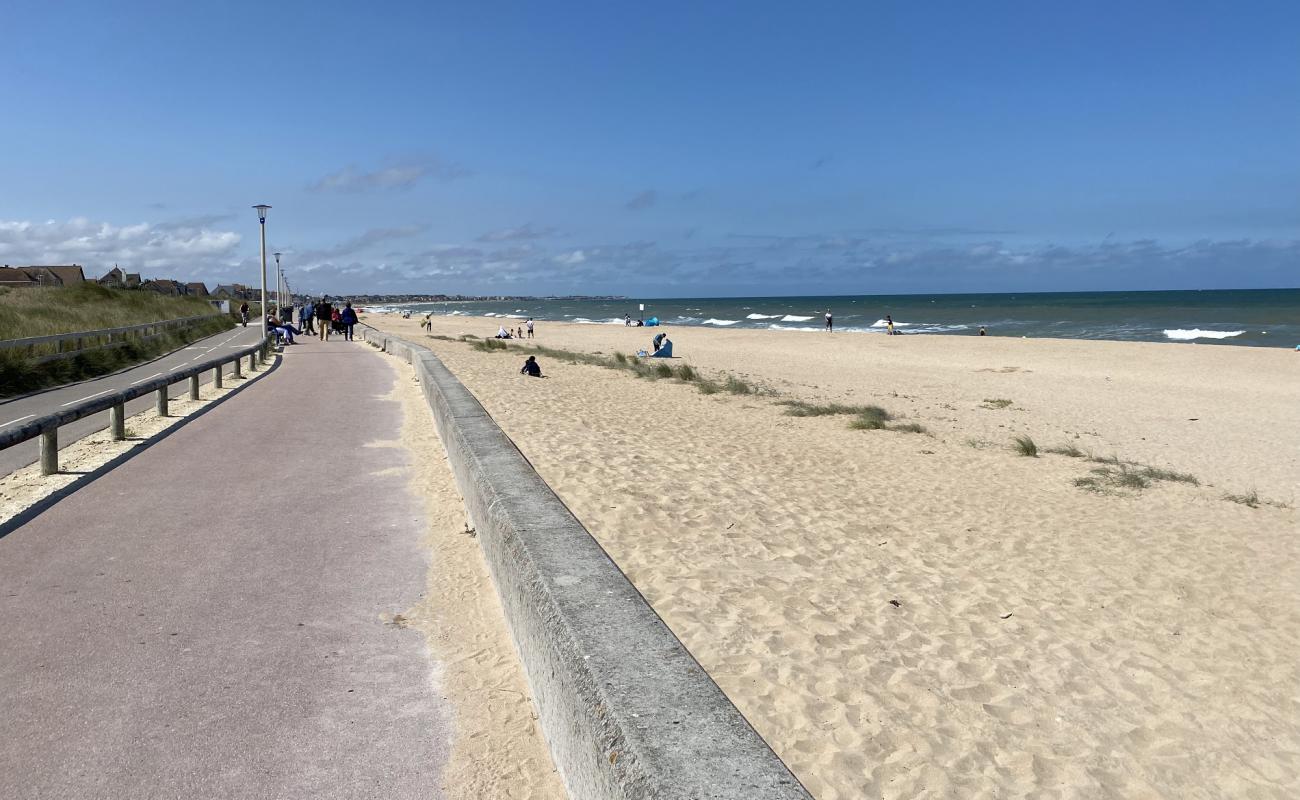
[0,265,71,288]
[185,282,209,297]
[98,266,126,288]
[35,265,84,285]
[124,272,142,289]
[140,279,187,296]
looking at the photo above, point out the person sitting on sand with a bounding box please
[520,355,542,377]
[979,326,987,336]
[497,325,513,339]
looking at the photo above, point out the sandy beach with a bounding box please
[370,314,1298,799]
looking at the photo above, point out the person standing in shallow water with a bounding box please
[825,310,833,332]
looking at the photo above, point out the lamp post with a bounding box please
[273,251,283,317]
[252,205,271,323]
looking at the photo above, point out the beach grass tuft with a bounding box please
[696,379,721,395]
[1012,435,1038,457]
[982,398,1013,409]
[654,363,674,379]
[675,364,697,382]
[848,406,891,430]
[471,338,509,352]
[1044,443,1086,458]
[890,421,927,434]
[613,352,628,364]
[724,375,753,395]
[1224,489,1260,508]
[778,400,877,417]
[428,334,457,341]
[1140,466,1199,485]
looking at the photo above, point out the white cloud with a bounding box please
[0,218,241,278]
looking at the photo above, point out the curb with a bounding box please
[360,327,811,800]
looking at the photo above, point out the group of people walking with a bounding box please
[266,298,360,344]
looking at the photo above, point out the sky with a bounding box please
[1,1,1296,297]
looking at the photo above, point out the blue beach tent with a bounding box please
[645,316,660,326]
[651,340,673,358]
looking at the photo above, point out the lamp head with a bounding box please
[252,204,271,223]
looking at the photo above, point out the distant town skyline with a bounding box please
[1,2,1296,297]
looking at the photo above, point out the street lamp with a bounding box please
[252,204,271,323]
[273,251,283,316]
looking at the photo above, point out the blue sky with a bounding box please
[1,1,1296,296]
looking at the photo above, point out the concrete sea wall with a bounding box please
[361,328,811,800]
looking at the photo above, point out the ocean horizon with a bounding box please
[370,287,1300,349]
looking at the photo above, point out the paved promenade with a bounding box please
[0,338,450,799]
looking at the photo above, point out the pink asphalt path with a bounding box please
[0,337,451,799]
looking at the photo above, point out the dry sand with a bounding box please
[370,314,1298,800]
[385,358,565,800]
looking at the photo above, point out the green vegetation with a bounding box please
[848,406,892,430]
[981,398,1014,409]
[724,375,753,395]
[471,337,509,352]
[1138,465,1199,485]
[1044,443,1086,458]
[890,421,928,434]
[1224,490,1260,508]
[654,363,674,378]
[1012,435,1038,457]
[777,400,879,417]
[0,283,234,398]
[674,364,697,381]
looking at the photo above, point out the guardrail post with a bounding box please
[40,427,58,475]
[213,365,223,389]
[188,374,200,401]
[248,353,257,372]
[156,387,169,417]
[110,403,126,440]
[233,357,242,378]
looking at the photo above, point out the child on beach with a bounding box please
[520,355,542,377]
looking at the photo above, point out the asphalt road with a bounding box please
[0,337,450,799]
[0,324,265,476]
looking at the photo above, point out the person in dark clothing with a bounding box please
[300,303,315,334]
[340,301,359,341]
[239,302,249,326]
[313,298,333,341]
[520,355,542,377]
[652,332,666,352]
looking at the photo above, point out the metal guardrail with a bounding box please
[0,313,227,363]
[0,334,273,475]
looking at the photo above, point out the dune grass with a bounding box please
[1224,490,1260,508]
[889,421,928,434]
[981,398,1013,409]
[471,337,509,352]
[1012,435,1038,457]
[0,283,235,398]
[1044,443,1086,458]
[778,400,877,417]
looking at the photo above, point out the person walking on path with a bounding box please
[526,318,535,338]
[314,297,333,341]
[825,309,833,332]
[340,302,359,341]
[300,303,315,334]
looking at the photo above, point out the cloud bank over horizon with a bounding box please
[2,215,1294,297]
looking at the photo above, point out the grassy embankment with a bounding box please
[0,283,237,398]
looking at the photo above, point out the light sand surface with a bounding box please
[385,359,565,800]
[371,314,1299,799]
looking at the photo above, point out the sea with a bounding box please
[370,288,1300,349]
